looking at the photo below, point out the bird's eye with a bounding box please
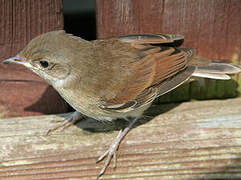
[39,60,49,68]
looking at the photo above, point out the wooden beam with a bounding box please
[0,98,241,179]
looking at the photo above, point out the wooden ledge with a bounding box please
[0,98,241,179]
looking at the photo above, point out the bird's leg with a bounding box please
[46,111,84,135]
[96,117,138,179]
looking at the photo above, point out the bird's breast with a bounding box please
[53,84,148,121]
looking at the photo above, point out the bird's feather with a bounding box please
[119,34,184,44]
[98,34,193,112]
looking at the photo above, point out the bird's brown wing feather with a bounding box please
[97,34,194,112]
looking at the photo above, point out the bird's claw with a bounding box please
[46,119,73,135]
[46,111,83,135]
[96,130,123,179]
[96,143,119,179]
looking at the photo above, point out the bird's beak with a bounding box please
[2,55,31,68]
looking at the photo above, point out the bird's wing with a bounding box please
[119,34,184,44]
[95,34,194,112]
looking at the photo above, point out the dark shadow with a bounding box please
[64,12,96,41]
[0,79,44,84]
[56,103,181,133]
[24,86,69,114]
[160,38,184,47]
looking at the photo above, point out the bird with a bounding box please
[2,30,241,178]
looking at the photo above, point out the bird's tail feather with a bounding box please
[192,62,241,80]
[180,49,241,80]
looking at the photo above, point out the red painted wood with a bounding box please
[96,0,241,60]
[0,0,68,117]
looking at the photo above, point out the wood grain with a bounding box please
[96,0,241,102]
[96,0,241,60]
[0,0,68,117]
[0,98,241,179]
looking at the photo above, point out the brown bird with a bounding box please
[2,30,241,178]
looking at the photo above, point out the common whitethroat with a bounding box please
[2,30,241,178]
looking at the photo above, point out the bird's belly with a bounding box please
[56,87,151,121]
[76,102,151,122]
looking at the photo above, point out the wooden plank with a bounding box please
[0,0,68,117]
[0,98,241,179]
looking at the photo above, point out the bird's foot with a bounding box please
[96,117,138,179]
[46,111,83,135]
[96,130,123,179]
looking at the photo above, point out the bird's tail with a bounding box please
[192,62,241,80]
[182,48,241,80]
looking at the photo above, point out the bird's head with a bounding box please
[2,30,92,87]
